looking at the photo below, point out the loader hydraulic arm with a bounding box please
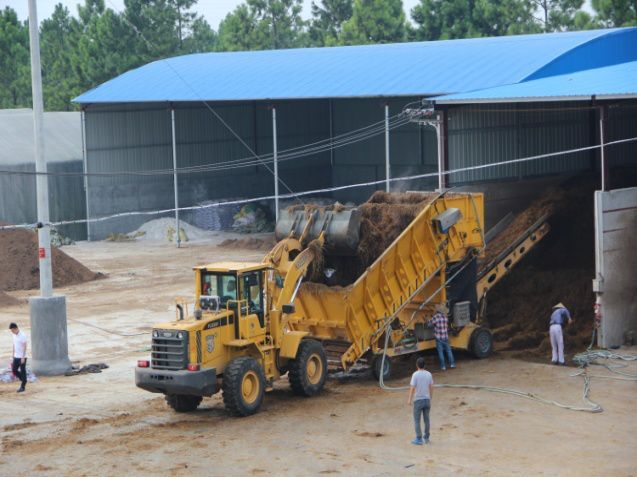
[275,233,325,310]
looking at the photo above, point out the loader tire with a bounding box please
[165,394,202,413]
[371,354,392,381]
[288,339,327,397]
[470,327,493,359]
[222,357,265,416]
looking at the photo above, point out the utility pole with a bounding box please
[405,104,445,191]
[27,0,71,376]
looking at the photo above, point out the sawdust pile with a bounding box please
[0,226,100,292]
[0,291,20,306]
[485,175,598,356]
[317,192,437,286]
[479,188,567,268]
[217,235,277,250]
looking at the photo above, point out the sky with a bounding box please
[6,0,422,29]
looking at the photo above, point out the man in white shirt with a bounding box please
[407,357,434,445]
[9,323,28,393]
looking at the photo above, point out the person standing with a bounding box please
[549,303,573,365]
[9,323,28,393]
[428,304,456,370]
[407,357,433,445]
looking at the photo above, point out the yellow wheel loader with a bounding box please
[136,190,548,414]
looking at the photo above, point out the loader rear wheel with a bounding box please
[470,327,493,359]
[371,354,392,381]
[288,339,327,396]
[165,394,202,413]
[222,357,265,416]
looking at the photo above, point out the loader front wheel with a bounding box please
[222,357,265,416]
[165,394,202,412]
[288,339,327,396]
[470,327,493,359]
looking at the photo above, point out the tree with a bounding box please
[216,0,306,51]
[40,4,79,110]
[182,17,216,53]
[532,0,587,31]
[592,0,637,26]
[410,0,539,41]
[339,0,406,45]
[472,0,540,36]
[309,0,353,46]
[0,7,30,108]
[72,3,141,94]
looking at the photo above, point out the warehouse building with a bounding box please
[74,27,637,240]
[0,109,85,240]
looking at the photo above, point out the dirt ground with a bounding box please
[1,236,636,477]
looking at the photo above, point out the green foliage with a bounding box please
[0,7,30,108]
[216,0,306,51]
[309,0,353,46]
[410,0,540,41]
[339,0,406,45]
[40,5,78,110]
[0,0,629,112]
[535,0,588,31]
[592,0,637,26]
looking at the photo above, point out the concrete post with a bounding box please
[28,0,52,297]
[385,104,390,192]
[28,0,71,375]
[272,106,279,222]
[29,296,72,375]
[171,108,180,248]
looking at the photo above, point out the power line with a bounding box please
[0,116,411,178]
[2,135,634,231]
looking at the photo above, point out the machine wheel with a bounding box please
[222,357,266,416]
[371,354,392,381]
[470,327,493,359]
[288,339,328,396]
[165,394,202,413]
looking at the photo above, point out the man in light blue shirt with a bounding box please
[407,357,433,445]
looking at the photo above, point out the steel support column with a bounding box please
[272,106,279,222]
[385,104,390,192]
[81,108,91,241]
[171,108,180,248]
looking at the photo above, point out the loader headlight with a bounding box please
[177,332,184,339]
[152,330,159,338]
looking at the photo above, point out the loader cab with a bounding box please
[196,262,268,328]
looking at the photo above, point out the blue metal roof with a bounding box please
[74,28,637,104]
[434,60,637,103]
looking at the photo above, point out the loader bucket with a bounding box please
[275,207,361,255]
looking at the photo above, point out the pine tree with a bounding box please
[592,0,637,26]
[339,0,406,45]
[309,0,353,46]
[0,7,31,108]
[216,0,306,51]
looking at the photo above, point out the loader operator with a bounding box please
[549,302,572,365]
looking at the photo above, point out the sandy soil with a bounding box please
[1,237,636,477]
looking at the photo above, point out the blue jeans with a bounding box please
[413,398,431,440]
[436,338,455,369]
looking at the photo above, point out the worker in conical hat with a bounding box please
[549,302,573,365]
